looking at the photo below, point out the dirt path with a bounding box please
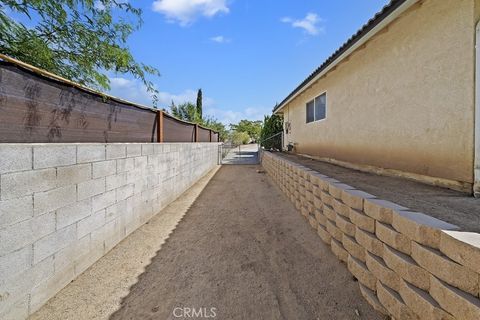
[107,165,381,320]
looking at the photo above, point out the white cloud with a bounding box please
[281,13,324,36]
[204,106,270,126]
[210,35,231,43]
[108,76,213,108]
[152,0,229,26]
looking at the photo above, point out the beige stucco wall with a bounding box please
[282,0,477,185]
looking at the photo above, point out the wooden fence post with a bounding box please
[157,110,164,143]
[209,130,212,142]
[195,124,199,142]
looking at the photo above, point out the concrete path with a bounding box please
[30,165,382,320]
[221,144,259,165]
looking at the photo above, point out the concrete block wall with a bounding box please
[261,151,480,320]
[0,143,220,319]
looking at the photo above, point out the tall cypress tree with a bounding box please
[196,89,203,120]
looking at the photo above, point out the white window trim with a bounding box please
[306,91,327,124]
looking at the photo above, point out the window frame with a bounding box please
[305,92,327,124]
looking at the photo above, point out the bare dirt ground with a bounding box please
[109,165,382,320]
[280,153,480,233]
[32,164,383,320]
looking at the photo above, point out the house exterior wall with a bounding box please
[0,143,220,319]
[282,0,477,187]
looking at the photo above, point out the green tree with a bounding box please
[169,101,227,141]
[260,114,283,150]
[230,119,262,142]
[203,116,227,141]
[230,131,250,145]
[170,101,201,123]
[0,0,160,104]
[196,89,203,119]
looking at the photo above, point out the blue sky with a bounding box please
[107,0,390,125]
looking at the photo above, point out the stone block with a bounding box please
[320,191,333,207]
[92,190,117,212]
[141,144,154,156]
[0,145,32,174]
[342,233,366,262]
[56,199,92,229]
[429,276,480,320]
[300,206,309,217]
[33,224,76,264]
[33,145,76,169]
[1,168,56,200]
[328,183,355,200]
[77,145,105,163]
[315,210,327,228]
[376,221,411,255]
[106,145,126,160]
[364,198,408,224]
[34,185,76,216]
[106,172,127,191]
[331,238,348,262]
[92,160,117,179]
[116,158,135,173]
[348,255,377,291]
[355,227,384,257]
[349,208,375,233]
[0,295,29,320]
[336,214,356,237]
[366,251,401,292]
[399,279,455,320]
[323,204,337,221]
[317,176,338,190]
[341,189,376,211]
[0,196,33,228]
[305,190,314,203]
[359,283,388,316]
[77,209,106,239]
[332,198,350,218]
[317,224,332,245]
[326,219,343,242]
[308,215,318,230]
[54,234,91,272]
[116,183,135,202]
[0,246,32,281]
[0,213,55,256]
[439,231,480,274]
[0,256,54,316]
[57,163,91,186]
[29,264,75,314]
[313,196,323,209]
[411,241,479,296]
[77,178,105,201]
[376,280,419,320]
[126,144,142,157]
[383,244,430,291]
[392,211,459,249]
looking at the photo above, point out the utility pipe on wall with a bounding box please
[475,21,480,197]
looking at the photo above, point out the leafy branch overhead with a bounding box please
[0,0,160,105]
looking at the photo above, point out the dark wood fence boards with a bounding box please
[162,113,196,143]
[198,126,211,142]
[0,58,219,143]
